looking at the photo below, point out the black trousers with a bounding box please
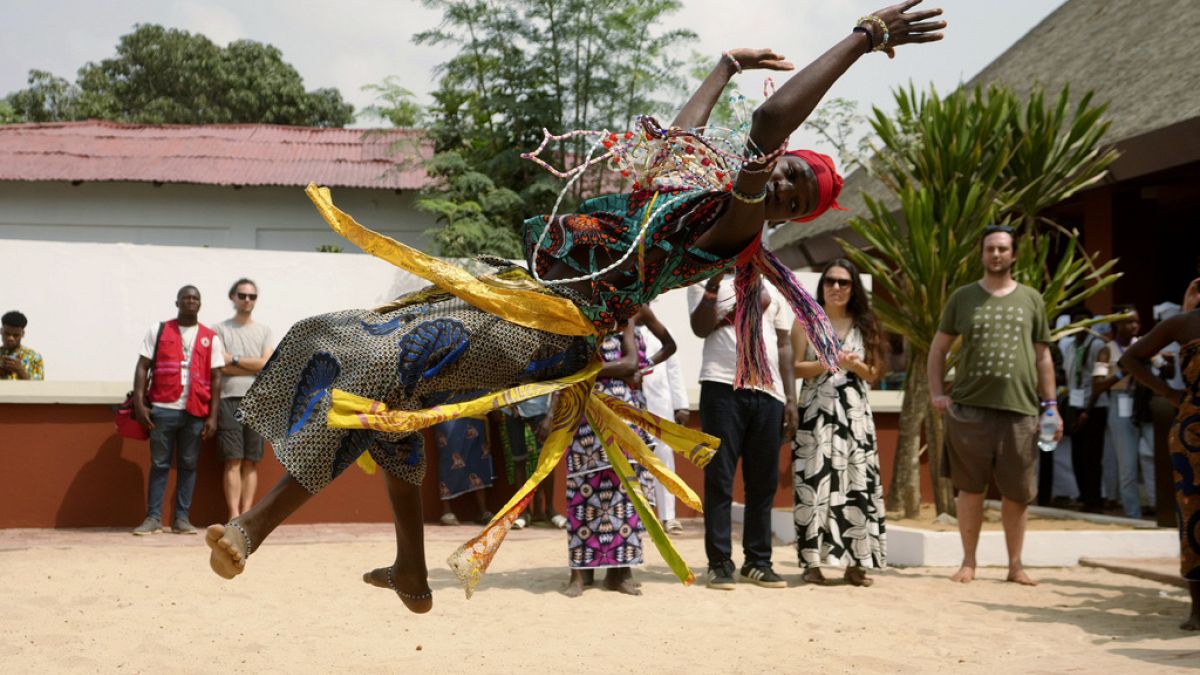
[1070,406,1108,510]
[700,381,784,569]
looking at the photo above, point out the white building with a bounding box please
[0,121,434,251]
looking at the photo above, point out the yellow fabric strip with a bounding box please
[305,183,596,338]
[586,398,695,586]
[446,377,594,597]
[586,396,703,513]
[326,361,602,433]
[594,392,719,469]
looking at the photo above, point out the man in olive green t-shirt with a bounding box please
[928,225,1061,586]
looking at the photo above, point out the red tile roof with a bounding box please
[0,120,433,190]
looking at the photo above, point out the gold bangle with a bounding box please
[856,15,889,51]
[731,184,768,204]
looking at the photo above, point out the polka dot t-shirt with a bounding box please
[938,282,1050,416]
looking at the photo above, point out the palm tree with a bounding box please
[842,84,1120,517]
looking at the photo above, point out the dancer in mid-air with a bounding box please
[206,1,947,613]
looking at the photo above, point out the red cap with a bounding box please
[786,149,845,222]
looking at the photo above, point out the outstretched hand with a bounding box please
[865,0,947,59]
[726,48,794,72]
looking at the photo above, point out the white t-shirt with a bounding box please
[139,323,226,410]
[687,277,792,402]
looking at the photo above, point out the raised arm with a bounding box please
[693,1,945,257]
[748,1,945,153]
[671,48,793,131]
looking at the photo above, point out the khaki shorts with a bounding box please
[944,402,1038,503]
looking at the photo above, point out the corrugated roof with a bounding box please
[0,120,433,190]
[771,0,1199,251]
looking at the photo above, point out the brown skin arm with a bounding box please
[779,327,798,439]
[670,48,793,130]
[690,275,726,338]
[693,1,945,256]
[1035,342,1063,441]
[202,369,222,440]
[1120,313,1191,406]
[637,307,676,366]
[132,355,155,429]
[601,323,640,380]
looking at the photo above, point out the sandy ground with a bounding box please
[1,521,1197,674]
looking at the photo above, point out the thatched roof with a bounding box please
[772,0,1200,253]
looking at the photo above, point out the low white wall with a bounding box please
[1,236,885,410]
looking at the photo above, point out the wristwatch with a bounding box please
[232,356,240,366]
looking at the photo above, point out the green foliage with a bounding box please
[360,76,424,127]
[4,24,353,126]
[844,83,1120,352]
[841,82,1121,513]
[412,0,693,256]
[417,151,524,258]
[315,244,344,253]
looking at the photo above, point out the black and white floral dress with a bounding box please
[792,327,886,569]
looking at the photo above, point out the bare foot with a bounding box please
[949,565,975,583]
[363,565,432,614]
[562,569,593,598]
[1181,613,1200,631]
[1006,568,1037,586]
[845,567,874,587]
[205,523,248,579]
[603,567,641,596]
[802,567,827,585]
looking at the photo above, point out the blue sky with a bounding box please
[3,0,1067,154]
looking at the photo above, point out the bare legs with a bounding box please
[206,473,312,578]
[1183,581,1200,631]
[207,469,432,613]
[562,568,639,597]
[1001,497,1036,585]
[949,491,1035,585]
[222,459,259,519]
[362,471,432,613]
[951,490,982,583]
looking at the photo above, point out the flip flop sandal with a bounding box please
[440,512,460,526]
[550,514,568,529]
[513,516,527,529]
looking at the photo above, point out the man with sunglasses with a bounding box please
[928,225,1061,586]
[215,279,275,520]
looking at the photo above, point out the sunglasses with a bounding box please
[236,293,258,301]
[822,278,852,289]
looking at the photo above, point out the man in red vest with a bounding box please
[131,285,225,535]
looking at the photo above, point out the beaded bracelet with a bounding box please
[722,51,743,74]
[1040,400,1059,409]
[851,26,875,54]
[856,15,889,52]
[731,184,768,205]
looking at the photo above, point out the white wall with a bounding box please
[1,239,430,382]
[1,236,861,392]
[0,181,433,252]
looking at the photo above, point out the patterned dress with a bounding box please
[435,417,493,500]
[793,327,887,569]
[1171,338,1200,582]
[240,188,739,496]
[566,332,656,569]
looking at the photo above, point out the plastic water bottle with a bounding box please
[1037,410,1058,452]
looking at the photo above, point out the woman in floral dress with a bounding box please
[792,259,887,586]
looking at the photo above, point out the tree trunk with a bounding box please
[924,399,956,516]
[887,353,928,518]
